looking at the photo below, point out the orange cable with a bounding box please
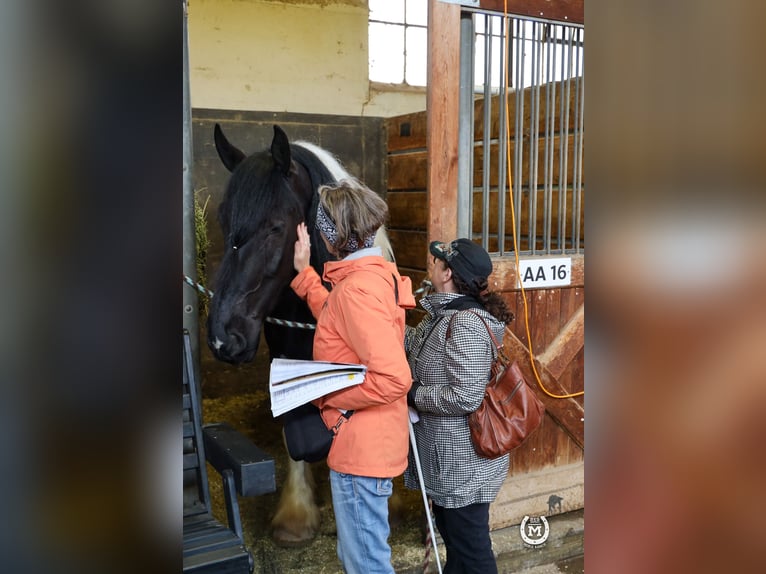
[502,0,583,399]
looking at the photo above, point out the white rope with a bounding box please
[183,275,317,330]
[183,274,214,298]
[264,316,316,330]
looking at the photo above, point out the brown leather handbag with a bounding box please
[452,311,546,459]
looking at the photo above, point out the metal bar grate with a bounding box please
[458,11,584,256]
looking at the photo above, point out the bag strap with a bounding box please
[447,310,501,350]
[392,273,399,305]
[447,310,509,364]
[331,409,354,434]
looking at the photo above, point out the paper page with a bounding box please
[269,359,366,417]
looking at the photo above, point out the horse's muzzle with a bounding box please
[207,317,261,364]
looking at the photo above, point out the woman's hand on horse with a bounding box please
[294,222,311,273]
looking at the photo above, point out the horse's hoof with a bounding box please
[271,527,317,548]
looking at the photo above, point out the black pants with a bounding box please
[432,502,497,574]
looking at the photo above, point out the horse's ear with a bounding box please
[214,123,246,172]
[271,125,291,176]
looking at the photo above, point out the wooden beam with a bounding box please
[502,327,584,449]
[477,0,584,25]
[427,0,460,246]
[537,303,584,379]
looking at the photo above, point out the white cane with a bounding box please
[408,414,443,574]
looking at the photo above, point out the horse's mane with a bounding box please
[222,142,340,250]
[224,139,392,267]
[223,162,298,248]
[292,142,394,263]
[290,144,340,240]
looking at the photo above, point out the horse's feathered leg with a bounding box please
[271,434,320,547]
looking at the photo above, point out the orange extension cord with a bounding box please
[502,0,583,399]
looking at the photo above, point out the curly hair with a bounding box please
[451,272,515,324]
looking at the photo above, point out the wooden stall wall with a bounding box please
[386,111,430,324]
[386,80,584,528]
[192,109,386,283]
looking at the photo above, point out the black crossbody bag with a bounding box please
[283,403,353,463]
[283,273,401,462]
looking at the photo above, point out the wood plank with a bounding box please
[473,134,585,188]
[388,190,428,230]
[477,0,584,25]
[388,153,428,191]
[529,290,548,356]
[559,285,575,330]
[502,327,584,448]
[537,303,584,380]
[387,229,428,270]
[470,187,585,245]
[539,415,559,468]
[509,290,528,345]
[570,347,584,395]
[556,402,575,465]
[387,112,428,152]
[390,134,586,190]
[544,288,561,353]
[427,0,460,246]
[474,81,583,142]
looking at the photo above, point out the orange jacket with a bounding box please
[290,253,415,477]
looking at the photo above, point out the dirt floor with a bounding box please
[199,329,583,573]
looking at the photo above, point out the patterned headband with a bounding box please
[316,200,376,253]
[315,201,339,247]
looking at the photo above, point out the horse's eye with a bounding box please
[269,224,283,236]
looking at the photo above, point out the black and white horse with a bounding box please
[207,124,393,545]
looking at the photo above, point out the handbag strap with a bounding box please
[446,309,503,352]
[331,409,354,434]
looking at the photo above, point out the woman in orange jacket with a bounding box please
[290,178,414,574]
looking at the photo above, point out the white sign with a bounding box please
[520,515,550,547]
[517,257,572,289]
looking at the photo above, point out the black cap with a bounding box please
[429,238,493,285]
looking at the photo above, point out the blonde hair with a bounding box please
[318,179,388,258]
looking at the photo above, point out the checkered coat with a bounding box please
[403,292,510,508]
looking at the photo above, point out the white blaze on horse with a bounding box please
[206,124,394,546]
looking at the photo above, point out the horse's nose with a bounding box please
[227,330,247,357]
[208,329,244,363]
[208,322,259,364]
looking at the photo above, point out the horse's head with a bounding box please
[207,124,321,363]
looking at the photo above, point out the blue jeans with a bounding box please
[330,470,394,574]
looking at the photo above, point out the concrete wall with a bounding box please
[188,0,426,118]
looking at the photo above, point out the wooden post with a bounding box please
[476,0,584,25]
[427,0,461,247]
